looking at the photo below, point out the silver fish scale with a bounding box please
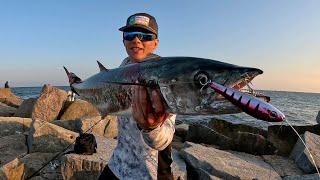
[78,84,132,116]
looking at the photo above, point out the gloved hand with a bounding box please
[131,85,169,130]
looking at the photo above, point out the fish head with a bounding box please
[155,57,263,115]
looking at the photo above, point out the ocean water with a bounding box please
[12,86,70,99]
[178,90,320,129]
[11,86,320,129]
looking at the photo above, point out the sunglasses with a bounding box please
[123,32,157,42]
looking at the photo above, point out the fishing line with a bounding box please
[265,120,286,180]
[275,121,286,152]
[285,119,320,177]
[187,121,231,140]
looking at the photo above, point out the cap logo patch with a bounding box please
[129,16,150,26]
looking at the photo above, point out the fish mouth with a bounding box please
[214,69,270,102]
[230,70,260,90]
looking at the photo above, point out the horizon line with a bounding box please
[8,85,320,95]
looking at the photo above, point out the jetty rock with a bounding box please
[0,88,23,108]
[268,124,320,156]
[290,131,320,174]
[186,119,276,155]
[14,98,37,118]
[172,123,189,150]
[316,111,320,124]
[171,149,187,180]
[230,131,276,155]
[208,119,276,155]
[21,152,62,179]
[53,115,118,139]
[209,118,276,155]
[27,119,78,153]
[100,115,118,139]
[0,158,25,180]
[0,134,27,168]
[0,152,62,180]
[175,123,189,141]
[282,173,320,180]
[0,117,32,138]
[262,155,303,177]
[61,136,117,180]
[172,135,184,151]
[180,141,281,179]
[208,118,268,138]
[0,102,16,117]
[186,123,233,149]
[31,85,67,122]
[59,99,100,120]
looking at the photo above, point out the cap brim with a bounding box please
[119,24,157,35]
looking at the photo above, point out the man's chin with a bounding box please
[130,55,147,62]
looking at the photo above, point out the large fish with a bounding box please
[64,56,264,117]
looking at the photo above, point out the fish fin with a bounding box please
[63,66,82,85]
[63,66,82,96]
[97,60,108,72]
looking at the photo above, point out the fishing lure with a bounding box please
[207,81,285,122]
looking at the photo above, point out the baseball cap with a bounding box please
[119,13,158,35]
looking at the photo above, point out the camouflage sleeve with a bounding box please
[141,114,176,150]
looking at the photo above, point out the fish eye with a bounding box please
[194,71,209,86]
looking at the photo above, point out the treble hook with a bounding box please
[242,72,256,94]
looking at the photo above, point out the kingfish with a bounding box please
[64,56,266,118]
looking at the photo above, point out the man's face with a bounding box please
[123,32,159,62]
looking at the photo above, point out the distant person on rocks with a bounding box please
[4,81,9,88]
[98,13,175,180]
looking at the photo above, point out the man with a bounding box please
[99,13,176,180]
[4,81,9,88]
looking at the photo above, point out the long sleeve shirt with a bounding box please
[108,54,176,180]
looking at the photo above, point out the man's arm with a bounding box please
[141,114,175,150]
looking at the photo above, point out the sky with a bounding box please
[0,1,319,93]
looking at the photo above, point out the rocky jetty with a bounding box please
[0,84,320,179]
[0,88,23,108]
[0,102,16,117]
